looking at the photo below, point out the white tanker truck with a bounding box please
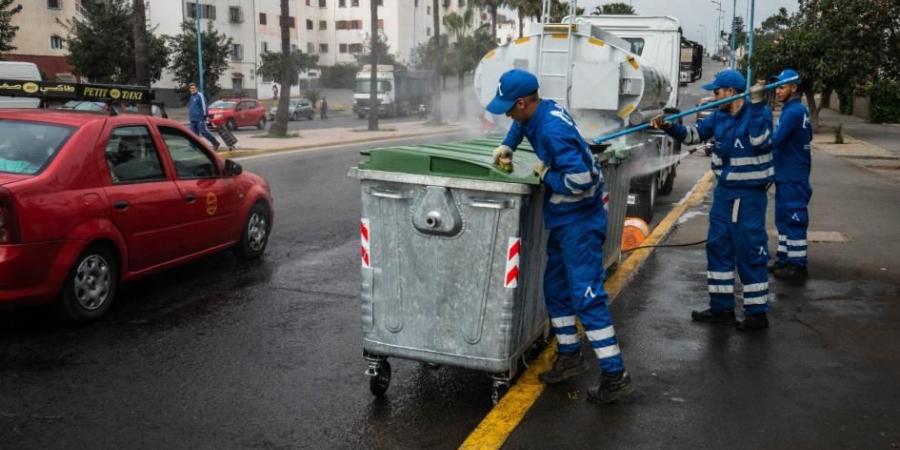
[474,15,687,222]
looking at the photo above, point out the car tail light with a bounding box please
[0,187,20,244]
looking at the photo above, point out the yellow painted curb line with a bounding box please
[217,127,464,159]
[459,170,716,450]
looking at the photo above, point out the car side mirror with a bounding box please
[224,159,243,176]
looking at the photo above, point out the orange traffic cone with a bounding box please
[621,217,650,252]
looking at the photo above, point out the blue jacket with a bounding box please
[771,98,812,182]
[188,92,208,122]
[501,100,605,229]
[667,101,774,189]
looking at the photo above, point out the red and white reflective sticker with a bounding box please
[602,191,610,211]
[360,218,371,268]
[504,237,521,289]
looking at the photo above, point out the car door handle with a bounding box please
[185,193,196,203]
[114,200,129,211]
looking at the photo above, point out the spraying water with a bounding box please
[625,151,693,178]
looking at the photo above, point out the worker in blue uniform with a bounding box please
[651,69,774,331]
[768,69,812,281]
[188,83,221,151]
[487,69,634,404]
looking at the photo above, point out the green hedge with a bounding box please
[868,78,900,124]
[319,63,358,89]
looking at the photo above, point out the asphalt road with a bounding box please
[0,62,719,449]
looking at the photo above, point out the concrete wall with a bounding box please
[828,91,871,120]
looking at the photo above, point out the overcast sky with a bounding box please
[584,0,800,50]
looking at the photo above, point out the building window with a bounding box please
[307,42,315,53]
[280,16,296,28]
[442,0,450,7]
[50,35,64,50]
[186,3,216,20]
[349,43,363,54]
[307,19,313,30]
[47,0,61,9]
[231,44,243,61]
[229,6,243,23]
[339,0,346,6]
[319,0,327,7]
[319,43,329,53]
[377,0,383,5]
[426,5,430,14]
[291,44,298,51]
[259,13,266,24]
[458,0,465,6]
[339,44,348,53]
[378,19,384,29]
[351,0,359,6]
[352,20,362,29]
[426,27,431,36]
[319,20,327,30]
[414,0,418,7]
[232,77,243,92]
[261,42,268,53]
[306,0,310,5]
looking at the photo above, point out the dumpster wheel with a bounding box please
[367,359,392,398]
[491,374,511,405]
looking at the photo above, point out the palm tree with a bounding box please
[268,0,292,137]
[368,0,379,130]
[591,2,636,15]
[133,0,150,114]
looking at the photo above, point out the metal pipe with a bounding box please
[592,75,798,144]
[746,0,755,90]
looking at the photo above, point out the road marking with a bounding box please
[459,170,716,450]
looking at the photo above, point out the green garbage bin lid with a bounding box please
[358,137,542,185]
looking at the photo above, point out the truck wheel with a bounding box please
[658,165,676,195]
[235,202,271,260]
[57,245,118,322]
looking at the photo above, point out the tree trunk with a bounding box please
[517,8,524,38]
[430,0,442,124]
[269,0,292,137]
[133,0,150,114]
[456,70,465,120]
[368,0,379,130]
[803,86,819,128]
[490,3,498,41]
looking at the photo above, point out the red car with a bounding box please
[0,109,274,321]
[207,98,267,131]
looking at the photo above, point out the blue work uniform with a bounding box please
[502,99,623,373]
[665,101,774,316]
[771,97,812,268]
[188,91,220,148]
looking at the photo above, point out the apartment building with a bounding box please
[3,0,84,81]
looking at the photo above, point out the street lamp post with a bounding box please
[195,2,205,93]
[698,25,707,52]
[746,0,755,90]
[711,0,723,58]
[729,0,737,68]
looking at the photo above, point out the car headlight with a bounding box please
[214,114,223,119]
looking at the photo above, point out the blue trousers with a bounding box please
[775,180,811,268]
[544,215,624,373]
[190,120,220,147]
[707,186,770,316]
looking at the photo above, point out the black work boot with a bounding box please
[538,352,587,385]
[768,260,785,273]
[587,371,635,404]
[691,308,736,325]
[774,265,808,281]
[736,313,769,331]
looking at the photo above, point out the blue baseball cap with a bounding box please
[703,69,747,92]
[486,69,540,114]
[769,68,801,85]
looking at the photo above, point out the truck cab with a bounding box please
[353,65,430,119]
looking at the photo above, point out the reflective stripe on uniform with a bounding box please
[743,282,768,293]
[708,284,734,294]
[707,271,735,280]
[743,295,768,305]
[564,171,593,193]
[787,239,807,246]
[788,250,807,257]
[726,167,774,181]
[749,129,771,146]
[593,344,621,359]
[556,333,579,345]
[731,153,773,166]
[551,315,577,328]
[778,245,788,252]
[585,326,615,342]
[550,184,598,204]
[732,198,741,223]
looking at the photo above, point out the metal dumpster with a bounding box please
[348,138,630,403]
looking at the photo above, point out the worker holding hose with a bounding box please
[768,69,812,281]
[651,69,774,331]
[487,69,634,404]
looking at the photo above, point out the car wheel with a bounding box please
[227,119,237,131]
[257,117,266,130]
[57,245,118,322]
[307,112,314,120]
[235,202,271,260]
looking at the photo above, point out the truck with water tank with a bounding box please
[353,65,430,119]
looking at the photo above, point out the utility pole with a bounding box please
[746,0,755,89]
[196,2,205,93]
[729,0,736,68]
[711,0,722,58]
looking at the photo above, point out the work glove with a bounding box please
[749,80,766,104]
[533,162,549,181]
[493,145,514,172]
[609,142,632,160]
[650,114,671,130]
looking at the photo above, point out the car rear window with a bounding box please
[210,101,236,109]
[0,120,73,175]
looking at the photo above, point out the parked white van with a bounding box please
[0,61,41,108]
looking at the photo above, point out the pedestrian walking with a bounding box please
[768,69,813,281]
[651,69,773,331]
[187,83,220,151]
[320,95,328,120]
[272,83,279,100]
[487,69,634,404]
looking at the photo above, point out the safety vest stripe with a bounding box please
[731,153,773,167]
[585,326,615,342]
[564,171,593,193]
[726,167,774,181]
[549,184,598,204]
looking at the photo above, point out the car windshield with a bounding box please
[209,101,236,109]
[355,80,392,94]
[59,101,106,111]
[0,120,73,175]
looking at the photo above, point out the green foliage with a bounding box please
[354,35,398,67]
[64,0,169,84]
[166,21,232,101]
[319,63,358,88]
[257,49,318,85]
[303,89,320,105]
[410,35,451,76]
[868,78,900,124]
[0,0,22,55]
[591,2,635,15]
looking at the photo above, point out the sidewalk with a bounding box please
[502,129,900,447]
